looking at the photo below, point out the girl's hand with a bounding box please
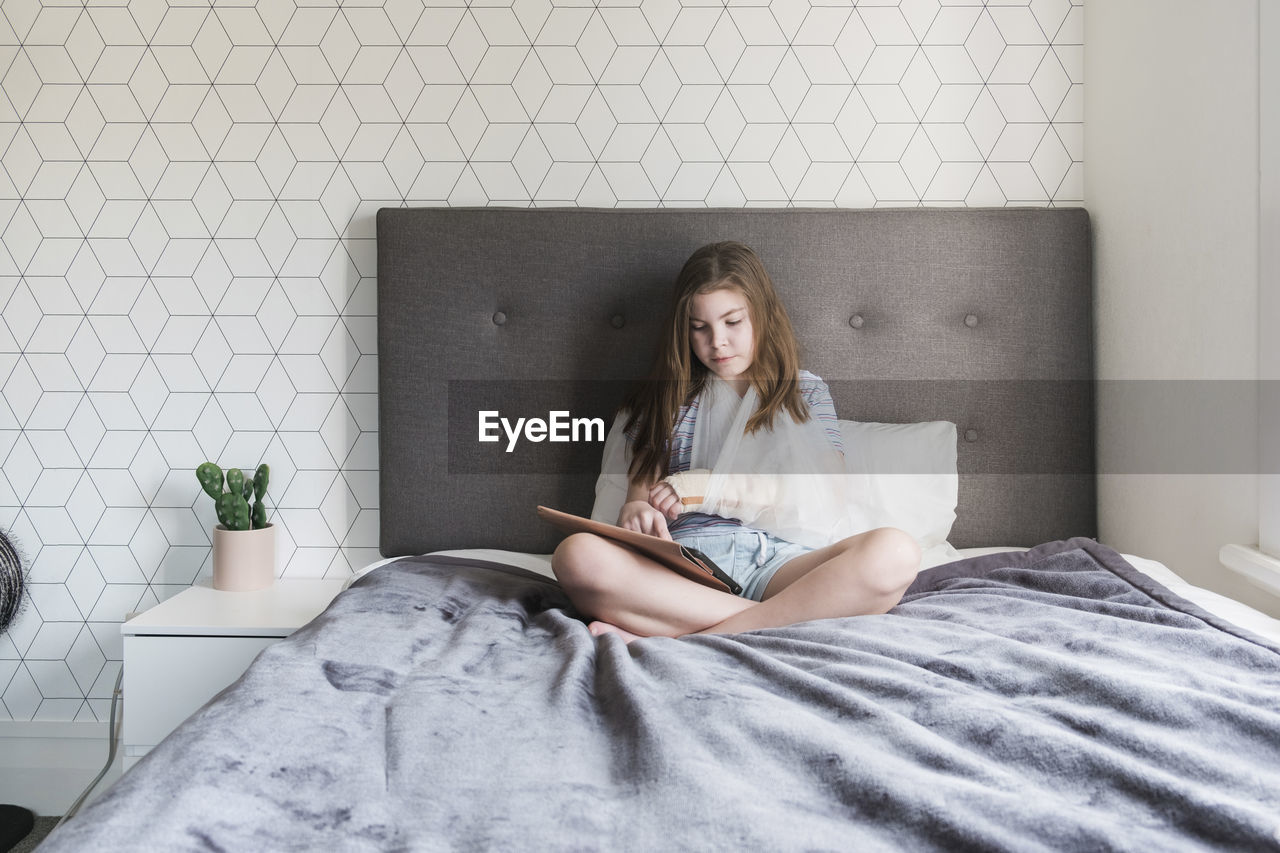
[647,481,682,522]
[618,500,672,540]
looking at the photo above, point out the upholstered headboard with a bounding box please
[377,208,1093,555]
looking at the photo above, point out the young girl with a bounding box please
[551,241,921,641]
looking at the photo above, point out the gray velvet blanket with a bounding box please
[45,540,1280,851]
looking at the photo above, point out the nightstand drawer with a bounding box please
[123,634,277,765]
[120,578,347,769]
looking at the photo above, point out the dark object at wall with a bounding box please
[0,803,36,851]
[0,529,25,634]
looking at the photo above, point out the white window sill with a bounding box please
[1219,544,1280,598]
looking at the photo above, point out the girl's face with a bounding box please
[688,287,755,390]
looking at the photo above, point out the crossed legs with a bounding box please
[550,527,921,640]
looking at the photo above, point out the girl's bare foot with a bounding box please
[588,620,644,644]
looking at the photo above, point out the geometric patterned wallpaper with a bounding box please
[0,0,1083,722]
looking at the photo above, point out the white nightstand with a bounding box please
[120,578,346,770]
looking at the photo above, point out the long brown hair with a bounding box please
[625,241,809,483]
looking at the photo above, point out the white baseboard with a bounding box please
[0,720,123,817]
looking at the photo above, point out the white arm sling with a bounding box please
[665,379,871,549]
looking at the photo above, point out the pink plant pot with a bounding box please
[211,523,276,591]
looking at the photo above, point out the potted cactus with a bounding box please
[197,462,275,591]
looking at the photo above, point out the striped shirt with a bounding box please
[646,371,843,538]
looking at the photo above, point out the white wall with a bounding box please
[1085,0,1274,614]
[1261,1,1279,560]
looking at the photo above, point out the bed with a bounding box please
[43,208,1280,851]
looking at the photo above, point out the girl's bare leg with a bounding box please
[552,533,754,638]
[587,621,642,643]
[695,527,920,636]
[554,528,920,640]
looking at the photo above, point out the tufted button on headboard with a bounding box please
[377,207,1094,555]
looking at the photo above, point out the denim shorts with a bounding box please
[672,530,812,602]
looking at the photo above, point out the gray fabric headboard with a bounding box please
[377,207,1093,555]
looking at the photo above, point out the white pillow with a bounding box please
[839,420,958,551]
[589,415,960,552]
[590,413,632,524]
